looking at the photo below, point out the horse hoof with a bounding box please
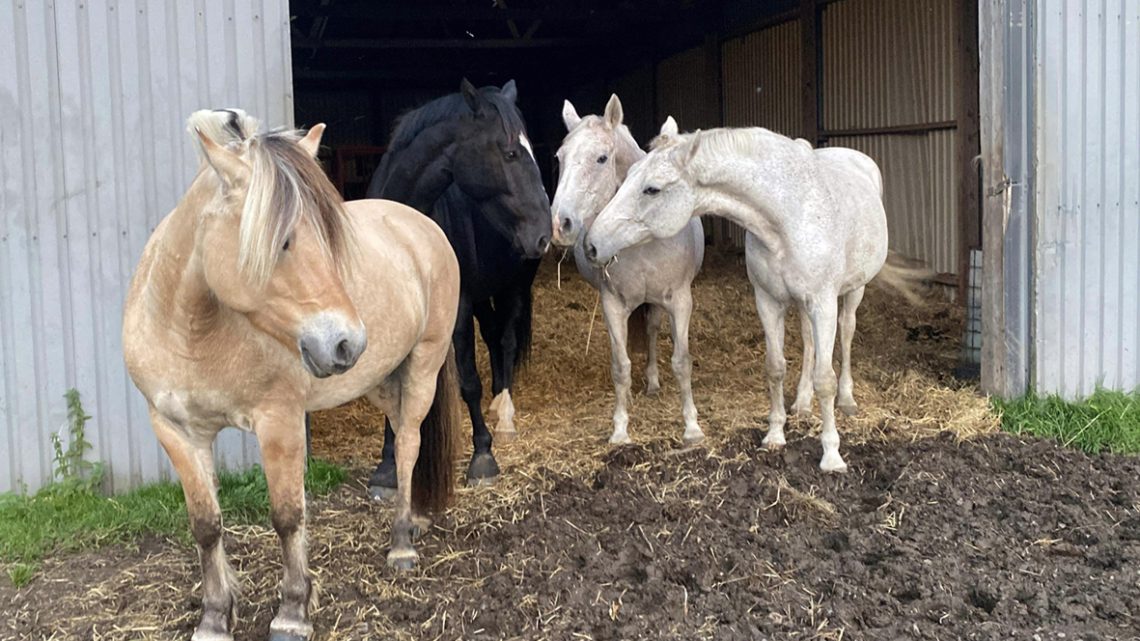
[762,435,786,451]
[682,432,705,448]
[820,453,848,473]
[368,485,396,502]
[838,403,859,417]
[645,384,661,397]
[386,548,419,571]
[269,633,309,641]
[609,433,632,446]
[191,629,234,641]
[466,452,500,486]
[495,428,518,444]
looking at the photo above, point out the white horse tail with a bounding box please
[869,251,934,306]
[627,303,652,354]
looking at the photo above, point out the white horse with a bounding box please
[551,95,706,446]
[584,126,924,472]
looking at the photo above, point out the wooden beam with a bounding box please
[978,0,1008,396]
[955,0,983,302]
[821,120,958,138]
[292,37,591,50]
[799,0,821,144]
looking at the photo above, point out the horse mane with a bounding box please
[187,109,351,286]
[386,86,528,154]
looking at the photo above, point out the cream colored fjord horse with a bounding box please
[123,110,460,641]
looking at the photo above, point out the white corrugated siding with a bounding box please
[0,0,293,493]
[1032,0,1140,398]
[821,0,960,275]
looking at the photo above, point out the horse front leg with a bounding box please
[752,287,789,449]
[837,286,865,416]
[806,294,846,472]
[666,290,703,446]
[601,291,634,445]
[644,305,663,396]
[474,300,515,443]
[256,409,315,641]
[455,299,499,485]
[151,408,237,641]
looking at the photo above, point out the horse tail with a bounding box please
[412,346,461,514]
[627,303,652,354]
[870,251,934,306]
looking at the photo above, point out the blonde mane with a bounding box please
[188,109,351,285]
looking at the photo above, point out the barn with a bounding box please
[1,0,1137,497]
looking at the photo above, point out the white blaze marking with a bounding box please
[519,133,534,160]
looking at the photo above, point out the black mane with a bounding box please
[386,86,527,154]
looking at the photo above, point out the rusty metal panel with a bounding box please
[721,19,802,137]
[0,0,292,493]
[832,130,959,276]
[822,0,956,130]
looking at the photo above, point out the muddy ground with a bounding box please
[4,431,1139,640]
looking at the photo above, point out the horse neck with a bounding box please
[377,124,458,212]
[142,172,229,340]
[688,133,818,241]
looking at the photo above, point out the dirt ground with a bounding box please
[4,255,1138,640]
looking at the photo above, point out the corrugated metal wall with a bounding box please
[821,0,960,276]
[722,20,802,137]
[0,0,293,493]
[1031,0,1140,398]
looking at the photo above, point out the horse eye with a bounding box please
[506,150,519,160]
[282,238,291,252]
[597,155,608,164]
[643,186,661,196]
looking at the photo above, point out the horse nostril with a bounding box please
[537,235,551,254]
[335,339,351,365]
[560,217,572,233]
[585,243,597,261]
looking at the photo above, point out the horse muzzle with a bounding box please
[298,315,367,378]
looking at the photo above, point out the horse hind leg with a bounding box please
[256,410,316,641]
[789,309,815,417]
[667,291,703,446]
[806,295,846,473]
[151,409,237,641]
[753,287,789,450]
[836,286,865,416]
[644,305,664,396]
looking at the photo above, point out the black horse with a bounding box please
[365,79,551,496]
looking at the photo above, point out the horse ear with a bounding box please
[460,78,485,114]
[298,123,325,158]
[562,100,582,131]
[194,128,247,188]
[659,116,679,138]
[501,79,518,103]
[604,94,624,128]
[672,131,702,171]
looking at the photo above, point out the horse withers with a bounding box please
[123,110,461,641]
[552,96,705,447]
[584,127,927,473]
[366,79,551,495]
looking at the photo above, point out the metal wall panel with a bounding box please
[832,129,959,275]
[821,0,959,276]
[1032,0,1140,398]
[721,19,802,137]
[655,45,721,131]
[0,0,293,493]
[822,0,956,130]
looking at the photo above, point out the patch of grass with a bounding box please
[994,388,1140,455]
[0,459,348,582]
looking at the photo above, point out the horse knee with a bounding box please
[271,502,305,539]
[190,512,223,550]
[766,356,787,380]
[813,371,838,397]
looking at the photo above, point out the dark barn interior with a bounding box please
[290,0,980,299]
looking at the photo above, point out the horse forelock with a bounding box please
[187,108,260,150]
[238,129,351,285]
[387,86,529,154]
